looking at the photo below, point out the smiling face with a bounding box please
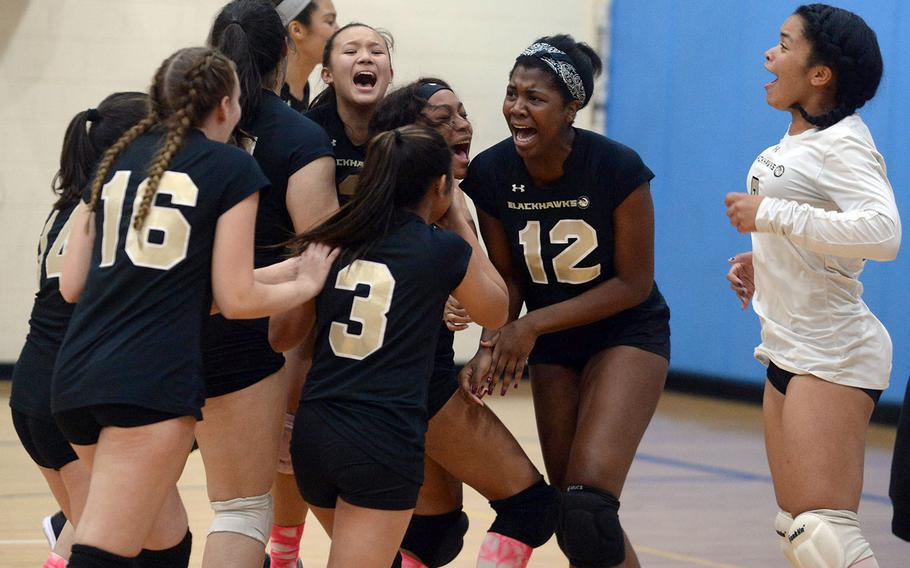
[763,14,832,112]
[422,89,473,179]
[503,65,579,161]
[321,25,393,108]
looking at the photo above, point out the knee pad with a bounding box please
[209,493,273,545]
[788,509,875,568]
[277,413,295,475]
[775,511,799,567]
[401,509,469,567]
[489,479,559,548]
[555,485,624,568]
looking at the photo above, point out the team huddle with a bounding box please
[8,0,906,567]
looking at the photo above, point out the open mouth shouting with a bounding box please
[450,139,471,170]
[353,70,378,91]
[511,125,538,149]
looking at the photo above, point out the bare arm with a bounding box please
[287,156,339,233]
[269,300,316,352]
[60,203,93,303]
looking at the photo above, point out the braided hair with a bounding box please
[87,47,236,231]
[793,4,883,129]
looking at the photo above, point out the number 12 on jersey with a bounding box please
[518,219,601,285]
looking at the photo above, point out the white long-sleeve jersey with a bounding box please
[748,114,901,390]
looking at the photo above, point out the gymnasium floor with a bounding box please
[1,381,905,567]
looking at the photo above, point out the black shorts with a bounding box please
[11,409,78,470]
[529,311,671,372]
[766,361,882,403]
[203,315,284,398]
[54,404,188,446]
[291,408,420,511]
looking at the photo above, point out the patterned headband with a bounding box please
[519,42,587,105]
[276,0,313,26]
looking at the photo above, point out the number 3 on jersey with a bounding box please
[518,219,600,284]
[330,260,396,360]
[99,170,198,270]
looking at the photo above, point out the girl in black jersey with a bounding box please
[206,3,338,567]
[268,0,339,111]
[270,125,508,568]
[10,92,148,568]
[305,23,393,202]
[370,79,558,568]
[461,35,671,568]
[53,47,337,568]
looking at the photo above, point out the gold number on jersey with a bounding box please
[43,211,76,281]
[329,260,396,360]
[518,219,600,285]
[98,171,199,271]
[126,172,198,270]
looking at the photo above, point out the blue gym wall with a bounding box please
[607,1,910,405]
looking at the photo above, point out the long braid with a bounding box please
[133,51,217,231]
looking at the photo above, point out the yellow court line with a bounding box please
[636,546,745,568]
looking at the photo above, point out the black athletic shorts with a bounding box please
[291,408,420,511]
[529,310,670,372]
[54,404,188,446]
[203,315,284,398]
[766,360,882,403]
[11,409,78,470]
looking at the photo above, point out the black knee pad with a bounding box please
[135,530,192,568]
[489,479,559,548]
[401,509,469,567]
[555,485,624,568]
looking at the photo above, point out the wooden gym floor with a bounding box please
[0,381,905,567]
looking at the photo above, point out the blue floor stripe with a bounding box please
[636,452,892,505]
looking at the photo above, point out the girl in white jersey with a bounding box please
[725,5,899,567]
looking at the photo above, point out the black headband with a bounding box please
[416,83,453,103]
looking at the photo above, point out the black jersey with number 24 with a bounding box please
[461,128,669,348]
[301,212,472,483]
[53,129,268,418]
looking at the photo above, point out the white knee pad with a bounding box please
[775,511,799,567]
[788,509,875,568]
[209,493,273,545]
[277,412,295,475]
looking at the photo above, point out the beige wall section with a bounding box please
[0,0,602,362]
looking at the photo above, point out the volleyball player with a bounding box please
[205,2,337,567]
[305,23,393,202]
[460,35,671,568]
[891,380,910,541]
[725,5,898,567]
[370,79,559,568]
[10,92,148,568]
[269,125,508,568]
[51,46,337,568]
[269,0,339,111]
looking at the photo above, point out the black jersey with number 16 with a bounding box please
[53,129,268,418]
[301,212,472,483]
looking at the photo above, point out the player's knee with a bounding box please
[489,479,559,548]
[276,412,295,475]
[209,493,273,545]
[774,511,800,567]
[401,509,469,567]
[555,485,624,568]
[788,509,875,568]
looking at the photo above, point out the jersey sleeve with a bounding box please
[460,149,501,219]
[429,228,472,292]
[219,149,271,216]
[288,116,335,176]
[608,142,655,208]
[755,135,901,261]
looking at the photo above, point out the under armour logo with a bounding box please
[331,139,337,147]
[511,184,525,193]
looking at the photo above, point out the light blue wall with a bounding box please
[608,1,910,404]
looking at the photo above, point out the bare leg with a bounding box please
[72,417,195,556]
[327,498,412,568]
[39,463,89,559]
[529,364,581,489]
[272,342,311,527]
[196,370,288,568]
[413,456,462,516]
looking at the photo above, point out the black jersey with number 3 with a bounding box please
[10,203,78,420]
[304,104,365,204]
[52,129,268,418]
[301,212,471,483]
[461,128,668,342]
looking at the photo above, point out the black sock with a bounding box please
[68,544,133,568]
[134,530,192,567]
